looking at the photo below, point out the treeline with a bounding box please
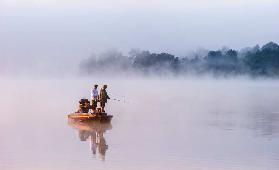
[80,42,279,77]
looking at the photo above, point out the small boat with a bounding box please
[68,113,113,122]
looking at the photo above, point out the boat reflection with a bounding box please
[68,119,112,161]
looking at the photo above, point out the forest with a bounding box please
[80,42,279,77]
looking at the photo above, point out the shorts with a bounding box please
[92,100,98,108]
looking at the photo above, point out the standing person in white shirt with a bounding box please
[91,84,99,114]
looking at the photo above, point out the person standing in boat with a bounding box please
[99,85,110,113]
[91,84,99,114]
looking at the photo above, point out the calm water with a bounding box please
[1,77,279,170]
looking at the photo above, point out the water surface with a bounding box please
[0,77,279,170]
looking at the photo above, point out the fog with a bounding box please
[1,1,279,169]
[1,0,279,76]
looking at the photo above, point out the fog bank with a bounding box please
[80,42,279,78]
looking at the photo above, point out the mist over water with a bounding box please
[1,0,279,169]
[79,42,279,78]
[1,76,279,170]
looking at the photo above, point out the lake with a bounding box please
[1,77,279,170]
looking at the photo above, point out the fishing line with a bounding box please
[109,92,136,104]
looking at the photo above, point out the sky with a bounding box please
[0,0,279,75]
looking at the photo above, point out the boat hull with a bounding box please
[68,113,113,122]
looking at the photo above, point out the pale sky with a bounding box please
[0,0,278,75]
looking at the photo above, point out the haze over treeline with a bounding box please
[80,42,279,77]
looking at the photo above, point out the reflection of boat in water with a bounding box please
[68,119,112,160]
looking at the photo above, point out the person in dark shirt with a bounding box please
[99,85,110,113]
